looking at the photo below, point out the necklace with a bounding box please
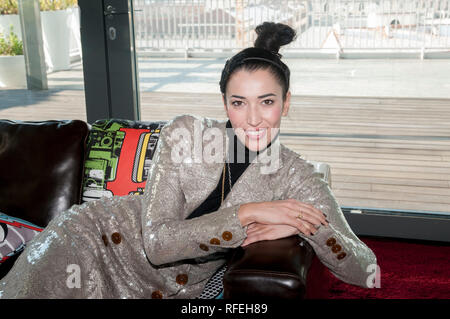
[221,162,232,204]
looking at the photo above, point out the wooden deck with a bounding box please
[1,89,449,214]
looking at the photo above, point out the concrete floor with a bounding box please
[47,57,450,99]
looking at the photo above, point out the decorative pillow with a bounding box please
[81,119,167,202]
[0,213,44,264]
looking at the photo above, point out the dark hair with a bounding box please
[220,22,296,100]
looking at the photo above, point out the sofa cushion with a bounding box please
[81,119,166,202]
[0,120,89,227]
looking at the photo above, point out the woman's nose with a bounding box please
[247,106,262,127]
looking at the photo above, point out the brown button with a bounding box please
[337,252,347,260]
[331,244,342,253]
[222,231,232,241]
[326,237,336,246]
[111,232,122,244]
[101,235,108,246]
[210,238,220,245]
[199,244,209,251]
[151,290,163,299]
[176,274,188,285]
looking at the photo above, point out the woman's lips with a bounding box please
[245,128,267,140]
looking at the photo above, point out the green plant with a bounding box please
[0,0,18,15]
[39,0,78,11]
[0,26,23,56]
[0,0,77,14]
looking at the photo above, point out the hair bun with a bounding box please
[254,22,296,54]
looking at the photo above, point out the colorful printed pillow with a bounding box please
[0,213,44,264]
[81,119,167,202]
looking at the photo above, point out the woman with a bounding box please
[0,22,376,299]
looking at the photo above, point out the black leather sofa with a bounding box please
[0,119,329,298]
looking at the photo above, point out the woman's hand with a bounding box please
[242,223,300,246]
[238,198,328,240]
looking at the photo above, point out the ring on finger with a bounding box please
[297,212,303,220]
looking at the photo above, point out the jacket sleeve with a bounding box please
[141,115,247,266]
[283,159,377,288]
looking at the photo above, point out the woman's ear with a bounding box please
[282,91,291,116]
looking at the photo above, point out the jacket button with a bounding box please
[101,235,108,246]
[199,244,209,251]
[222,231,232,241]
[210,238,220,245]
[337,252,347,260]
[176,274,188,285]
[151,290,163,299]
[331,244,342,253]
[111,232,122,244]
[326,237,336,246]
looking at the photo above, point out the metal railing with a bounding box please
[133,0,450,53]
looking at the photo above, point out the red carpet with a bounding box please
[306,236,450,299]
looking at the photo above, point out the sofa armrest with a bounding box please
[222,161,331,299]
[223,236,315,299]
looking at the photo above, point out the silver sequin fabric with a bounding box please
[0,114,376,298]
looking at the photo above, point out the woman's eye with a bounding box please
[262,99,274,105]
[231,100,243,107]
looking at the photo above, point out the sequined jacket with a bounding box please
[141,114,377,289]
[0,114,376,299]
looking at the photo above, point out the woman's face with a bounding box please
[223,68,291,152]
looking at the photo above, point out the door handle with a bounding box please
[108,26,117,40]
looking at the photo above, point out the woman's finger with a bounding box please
[286,199,328,226]
[294,218,318,236]
[243,224,302,246]
[266,207,319,234]
[246,200,328,231]
[284,206,324,229]
[296,209,327,228]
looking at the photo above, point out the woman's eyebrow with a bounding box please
[230,93,276,99]
[258,93,276,99]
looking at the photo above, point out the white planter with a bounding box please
[41,9,72,72]
[68,7,82,60]
[0,9,79,72]
[0,14,21,40]
[0,55,27,88]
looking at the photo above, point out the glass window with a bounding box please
[132,0,450,220]
[0,0,86,121]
